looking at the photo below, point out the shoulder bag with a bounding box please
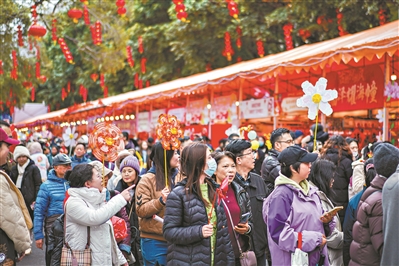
[291,232,309,266]
[60,203,91,266]
[222,200,257,266]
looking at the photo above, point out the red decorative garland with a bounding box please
[58,38,74,64]
[236,26,242,49]
[173,0,188,22]
[226,0,239,19]
[378,8,386,26]
[116,0,126,17]
[90,21,102,45]
[52,19,57,44]
[138,36,144,54]
[141,57,147,74]
[336,10,347,36]
[83,5,90,25]
[223,32,233,61]
[17,25,23,47]
[126,46,134,67]
[256,39,264,57]
[283,23,294,50]
[10,50,17,80]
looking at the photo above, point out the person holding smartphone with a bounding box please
[211,151,253,265]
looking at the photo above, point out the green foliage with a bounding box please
[1,0,398,111]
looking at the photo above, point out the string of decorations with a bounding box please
[283,23,293,50]
[226,0,239,20]
[58,38,74,64]
[223,32,233,61]
[173,0,188,22]
[116,0,127,17]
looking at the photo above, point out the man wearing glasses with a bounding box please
[33,154,71,266]
[261,128,294,193]
[225,139,271,266]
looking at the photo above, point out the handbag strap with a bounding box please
[222,199,243,255]
[297,232,302,250]
[63,199,91,248]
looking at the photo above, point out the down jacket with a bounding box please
[48,214,64,266]
[0,170,32,255]
[261,149,280,192]
[163,178,235,266]
[10,159,42,210]
[64,187,127,266]
[349,174,386,266]
[320,148,353,224]
[34,169,70,241]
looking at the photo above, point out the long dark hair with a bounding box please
[308,159,336,198]
[65,164,95,188]
[320,135,352,165]
[151,142,176,191]
[180,142,215,207]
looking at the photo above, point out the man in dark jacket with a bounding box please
[225,139,271,266]
[261,128,293,192]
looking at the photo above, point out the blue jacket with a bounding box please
[33,169,69,240]
[70,155,91,169]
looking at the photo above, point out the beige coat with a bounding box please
[0,170,32,253]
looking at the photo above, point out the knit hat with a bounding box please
[89,161,112,177]
[13,145,30,160]
[120,155,140,174]
[294,130,304,140]
[373,143,399,178]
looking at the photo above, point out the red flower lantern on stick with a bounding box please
[283,23,294,50]
[256,39,264,57]
[17,25,23,47]
[223,32,233,61]
[226,0,239,19]
[89,122,122,162]
[83,5,90,25]
[156,114,183,187]
[68,8,83,23]
[173,0,188,22]
[58,38,74,64]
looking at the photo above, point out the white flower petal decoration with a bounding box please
[296,77,338,120]
[62,126,78,147]
[376,109,384,123]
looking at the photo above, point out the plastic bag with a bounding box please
[111,216,128,243]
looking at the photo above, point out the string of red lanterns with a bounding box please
[58,38,74,64]
[173,0,188,22]
[28,5,47,40]
[90,21,102,45]
[223,32,233,61]
[83,5,90,25]
[236,26,242,50]
[52,19,57,44]
[17,25,23,47]
[226,0,239,19]
[141,58,147,74]
[116,0,127,17]
[378,8,386,26]
[10,50,17,80]
[283,23,294,50]
[336,9,347,36]
[126,46,134,67]
[138,36,144,54]
[256,39,264,57]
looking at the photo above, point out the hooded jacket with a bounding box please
[261,149,280,192]
[0,170,32,256]
[64,187,127,266]
[10,159,42,208]
[163,178,235,266]
[263,174,335,266]
[349,174,385,266]
[34,169,70,241]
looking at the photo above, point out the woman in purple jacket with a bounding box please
[263,146,336,265]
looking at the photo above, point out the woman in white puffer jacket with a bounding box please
[64,164,133,266]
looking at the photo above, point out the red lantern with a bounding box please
[117,7,127,16]
[62,88,67,101]
[103,86,108,98]
[95,21,102,45]
[139,79,143,89]
[31,87,35,101]
[17,25,23,47]
[116,0,125,7]
[378,8,386,26]
[134,73,139,88]
[223,32,233,61]
[91,73,98,82]
[256,39,264,57]
[39,75,47,83]
[83,5,90,25]
[336,9,347,36]
[138,36,144,54]
[126,46,134,67]
[52,19,57,44]
[227,1,239,19]
[28,23,47,39]
[0,60,3,75]
[100,73,105,88]
[236,26,242,49]
[36,62,40,78]
[173,1,188,22]
[141,58,147,74]
[283,23,294,50]
[68,8,83,23]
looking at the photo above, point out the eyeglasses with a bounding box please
[240,151,257,157]
[277,139,294,145]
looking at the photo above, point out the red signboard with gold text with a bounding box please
[327,65,384,112]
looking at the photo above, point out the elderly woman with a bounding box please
[212,151,253,265]
[263,146,336,265]
[64,164,133,265]
[163,142,234,265]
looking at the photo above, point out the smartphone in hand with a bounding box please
[239,212,251,224]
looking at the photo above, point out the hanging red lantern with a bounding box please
[103,86,108,98]
[138,36,144,54]
[28,24,47,39]
[52,19,57,44]
[134,73,139,88]
[83,5,90,25]
[336,9,347,36]
[378,8,386,26]
[223,32,233,61]
[58,38,74,64]
[236,26,242,49]
[22,81,32,88]
[146,80,150,87]
[67,81,71,92]
[298,28,311,42]
[226,1,239,19]
[17,25,23,47]
[100,73,105,88]
[126,46,134,67]
[0,60,3,75]
[68,8,83,23]
[95,21,102,45]
[39,75,47,83]
[91,73,98,82]
[256,39,264,57]
[31,87,35,101]
[116,0,125,7]
[139,79,143,89]
[36,62,40,78]
[141,57,147,74]
[283,23,294,50]
[117,7,127,16]
[173,0,188,22]
[62,87,67,101]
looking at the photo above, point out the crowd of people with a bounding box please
[1,118,398,266]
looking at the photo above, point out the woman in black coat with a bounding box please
[163,142,234,266]
[320,135,353,225]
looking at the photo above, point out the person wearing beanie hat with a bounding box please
[10,145,42,220]
[107,150,131,191]
[349,143,398,265]
[114,155,142,265]
[28,141,50,182]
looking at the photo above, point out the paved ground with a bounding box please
[19,244,46,266]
